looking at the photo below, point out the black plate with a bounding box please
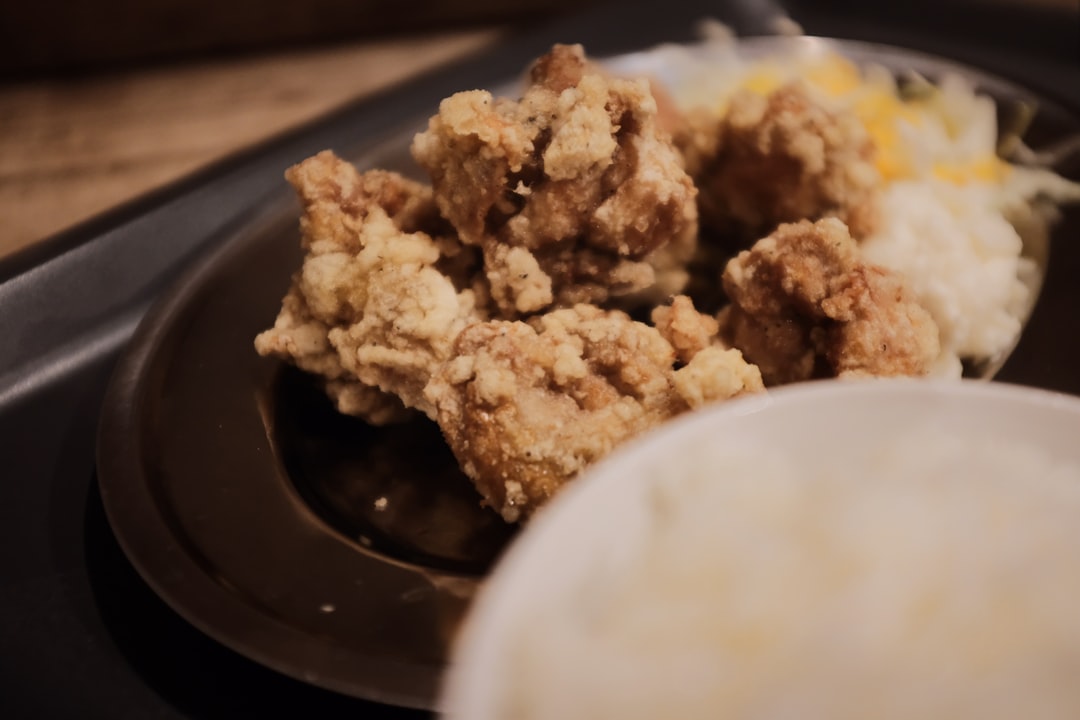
[95,37,1080,711]
[95,194,498,710]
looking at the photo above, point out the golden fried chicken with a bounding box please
[411,44,698,317]
[651,294,720,364]
[255,285,410,423]
[254,150,485,423]
[719,218,940,385]
[424,302,762,522]
[679,82,881,241]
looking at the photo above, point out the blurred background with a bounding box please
[0,0,1075,258]
[0,1,592,257]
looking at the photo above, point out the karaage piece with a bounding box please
[671,345,765,410]
[679,82,881,241]
[651,294,720,364]
[254,150,485,423]
[411,43,698,316]
[720,218,940,385]
[651,295,765,409]
[255,285,410,424]
[424,302,762,522]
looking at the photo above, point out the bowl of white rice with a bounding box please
[442,378,1080,719]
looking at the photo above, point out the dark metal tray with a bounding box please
[2,1,1077,717]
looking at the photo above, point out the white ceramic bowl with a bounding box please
[441,378,1080,719]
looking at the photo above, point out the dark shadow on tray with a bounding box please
[83,477,430,720]
[271,366,518,577]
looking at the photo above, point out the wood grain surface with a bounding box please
[1,0,1073,260]
[0,28,503,258]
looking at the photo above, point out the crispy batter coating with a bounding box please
[720,218,940,385]
[679,82,881,241]
[256,285,410,423]
[651,294,721,364]
[254,151,485,423]
[424,302,762,521]
[253,150,754,521]
[411,44,698,316]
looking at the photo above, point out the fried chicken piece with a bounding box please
[255,151,485,423]
[255,285,410,423]
[651,296,764,409]
[679,82,881,241]
[672,346,765,411]
[424,302,762,522]
[411,43,698,316]
[720,218,940,385]
[651,294,721,364]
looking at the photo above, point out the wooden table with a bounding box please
[0,27,505,258]
[2,0,1073,261]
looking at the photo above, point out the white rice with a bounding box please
[490,428,1080,719]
